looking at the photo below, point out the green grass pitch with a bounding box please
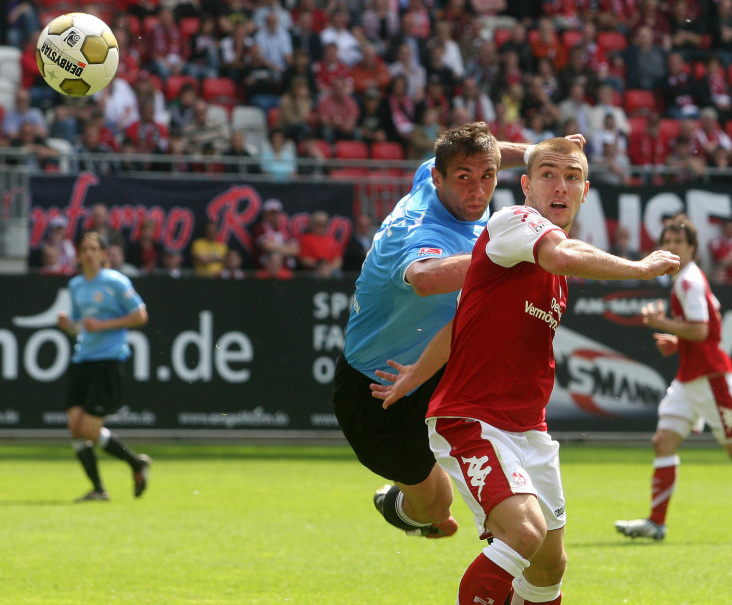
[1,442,730,604]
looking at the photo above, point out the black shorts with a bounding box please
[65,360,125,417]
[332,355,445,485]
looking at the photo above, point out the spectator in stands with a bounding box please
[557,45,600,103]
[711,0,732,68]
[107,244,140,277]
[42,216,77,276]
[133,70,167,125]
[388,43,426,102]
[297,210,343,279]
[530,15,568,72]
[253,0,292,31]
[590,113,629,161]
[3,0,40,48]
[243,43,284,114]
[252,198,299,269]
[662,52,700,120]
[521,74,561,132]
[352,43,392,99]
[464,39,500,96]
[627,112,667,183]
[84,203,126,250]
[691,106,732,164]
[386,11,430,67]
[254,11,293,75]
[2,87,47,139]
[498,21,535,73]
[146,7,184,82]
[290,8,323,61]
[610,224,641,262]
[98,77,139,137]
[631,0,671,47]
[110,20,141,84]
[408,106,444,160]
[314,42,353,97]
[320,9,362,67]
[283,48,319,99]
[220,21,256,81]
[668,0,706,63]
[488,100,525,143]
[292,0,328,34]
[522,111,555,144]
[127,219,164,274]
[219,249,246,279]
[255,251,295,279]
[19,31,53,109]
[403,0,432,39]
[384,74,420,146]
[436,0,474,44]
[422,76,452,127]
[430,21,465,80]
[72,123,119,175]
[361,0,401,56]
[259,128,297,182]
[664,135,707,183]
[709,146,732,183]
[623,25,667,90]
[184,15,220,81]
[168,82,198,136]
[181,99,229,155]
[493,49,524,101]
[317,75,360,144]
[124,99,169,154]
[191,220,228,277]
[452,76,495,124]
[342,213,375,273]
[355,88,390,144]
[7,122,58,172]
[423,43,459,96]
[471,0,517,30]
[709,217,732,284]
[277,76,315,143]
[699,55,732,127]
[592,138,633,186]
[224,130,259,174]
[558,80,594,140]
[156,248,185,278]
[297,135,328,176]
[589,84,631,139]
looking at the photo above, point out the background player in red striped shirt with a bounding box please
[616,215,732,541]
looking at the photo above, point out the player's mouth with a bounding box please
[550,200,568,209]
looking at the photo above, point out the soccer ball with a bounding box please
[36,13,119,97]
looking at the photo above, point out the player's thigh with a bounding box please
[85,360,124,416]
[657,379,697,438]
[523,430,566,532]
[428,417,538,540]
[696,374,732,445]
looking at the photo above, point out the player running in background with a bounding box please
[616,215,732,541]
[333,122,583,539]
[372,138,679,604]
[58,231,151,502]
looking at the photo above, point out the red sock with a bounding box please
[458,552,514,605]
[649,456,678,525]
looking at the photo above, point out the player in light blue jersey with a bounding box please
[58,232,151,502]
[333,122,586,539]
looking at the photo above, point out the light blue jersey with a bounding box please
[68,268,146,363]
[343,158,489,381]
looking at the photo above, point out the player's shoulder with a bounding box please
[100,268,133,288]
[68,274,85,289]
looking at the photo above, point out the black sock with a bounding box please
[75,445,104,492]
[378,485,430,531]
[102,433,141,469]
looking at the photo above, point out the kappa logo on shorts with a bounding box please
[462,455,492,501]
[418,247,443,256]
[472,597,495,604]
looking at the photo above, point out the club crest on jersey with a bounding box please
[512,471,528,486]
[418,247,443,256]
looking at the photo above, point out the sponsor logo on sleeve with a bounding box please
[418,247,443,256]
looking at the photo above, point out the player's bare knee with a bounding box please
[508,521,546,559]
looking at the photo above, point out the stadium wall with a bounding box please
[2,276,732,437]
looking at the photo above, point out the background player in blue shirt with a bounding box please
[58,231,151,502]
[333,122,585,539]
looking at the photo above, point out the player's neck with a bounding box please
[82,266,102,280]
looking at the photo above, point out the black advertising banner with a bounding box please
[3,277,732,434]
[28,174,355,257]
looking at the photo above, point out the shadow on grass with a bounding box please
[0,499,73,506]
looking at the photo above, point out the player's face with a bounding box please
[521,150,589,232]
[660,230,694,267]
[78,238,106,274]
[432,151,498,222]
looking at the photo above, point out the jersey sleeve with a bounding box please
[484,206,566,268]
[111,272,146,314]
[392,226,461,288]
[675,272,709,323]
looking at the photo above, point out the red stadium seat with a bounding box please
[370,141,404,161]
[267,107,280,129]
[334,140,369,160]
[597,31,628,54]
[493,29,512,50]
[143,15,159,35]
[629,116,648,137]
[562,29,583,50]
[179,16,201,42]
[165,74,199,101]
[624,89,658,116]
[297,138,333,159]
[659,118,681,141]
[202,77,238,111]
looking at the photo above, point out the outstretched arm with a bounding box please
[642,299,709,342]
[370,319,453,409]
[405,255,472,296]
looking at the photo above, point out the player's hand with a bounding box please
[564,133,586,150]
[641,298,667,328]
[640,250,680,278]
[57,311,72,331]
[653,332,678,356]
[370,359,418,409]
[82,317,103,332]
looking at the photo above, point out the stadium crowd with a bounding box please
[5,0,732,278]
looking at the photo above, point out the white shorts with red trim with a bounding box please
[658,374,732,445]
[427,417,566,540]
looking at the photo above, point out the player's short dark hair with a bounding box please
[434,122,499,176]
[660,213,698,253]
[80,230,107,250]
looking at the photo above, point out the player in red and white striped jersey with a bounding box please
[372,138,679,605]
[616,215,732,542]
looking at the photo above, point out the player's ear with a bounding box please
[581,179,590,204]
[431,165,442,189]
[520,174,530,198]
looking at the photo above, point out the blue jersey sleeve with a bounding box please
[390,225,465,288]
